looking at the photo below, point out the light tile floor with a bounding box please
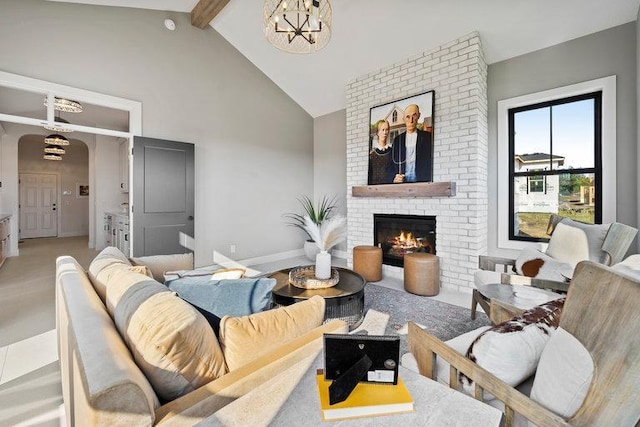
[0,241,477,426]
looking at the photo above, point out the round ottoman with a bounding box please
[352,246,382,282]
[404,253,440,296]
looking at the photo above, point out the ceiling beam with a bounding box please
[191,0,231,29]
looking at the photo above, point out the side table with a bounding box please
[269,267,366,326]
[472,283,563,325]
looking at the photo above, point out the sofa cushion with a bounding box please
[166,276,276,319]
[88,246,132,302]
[460,298,565,396]
[530,327,594,419]
[210,268,246,280]
[611,254,640,280]
[219,295,325,371]
[107,268,227,402]
[130,253,194,282]
[515,247,573,281]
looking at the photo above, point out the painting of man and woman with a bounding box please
[367,91,435,185]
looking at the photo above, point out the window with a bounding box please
[392,110,398,123]
[497,76,616,250]
[509,92,602,241]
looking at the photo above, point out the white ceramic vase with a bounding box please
[315,250,331,279]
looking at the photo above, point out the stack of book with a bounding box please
[316,370,414,421]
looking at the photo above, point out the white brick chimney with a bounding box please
[346,32,488,293]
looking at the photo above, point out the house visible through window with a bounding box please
[509,91,602,241]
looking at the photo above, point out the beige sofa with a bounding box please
[56,247,347,426]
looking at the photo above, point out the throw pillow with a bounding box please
[219,295,325,371]
[547,218,610,265]
[107,268,227,402]
[130,253,194,282]
[545,222,590,267]
[529,327,594,419]
[515,247,574,281]
[166,276,276,318]
[128,265,155,279]
[88,246,132,302]
[210,268,246,280]
[460,298,565,397]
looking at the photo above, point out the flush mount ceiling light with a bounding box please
[44,145,66,155]
[44,133,70,146]
[43,153,63,161]
[264,0,332,53]
[43,95,83,113]
[43,115,73,133]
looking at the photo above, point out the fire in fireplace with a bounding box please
[373,214,436,267]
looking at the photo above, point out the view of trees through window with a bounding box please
[509,92,601,241]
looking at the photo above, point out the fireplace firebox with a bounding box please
[374,214,436,267]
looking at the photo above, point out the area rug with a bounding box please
[363,283,490,355]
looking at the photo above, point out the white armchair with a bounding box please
[408,260,640,427]
[472,214,637,320]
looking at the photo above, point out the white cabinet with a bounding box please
[119,140,129,193]
[0,215,10,268]
[104,213,129,256]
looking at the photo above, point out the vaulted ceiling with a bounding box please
[49,0,640,117]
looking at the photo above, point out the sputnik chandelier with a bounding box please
[263,0,332,53]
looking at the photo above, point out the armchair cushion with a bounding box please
[130,253,194,282]
[515,247,573,281]
[546,218,610,265]
[530,327,594,418]
[461,298,565,395]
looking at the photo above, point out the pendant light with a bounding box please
[43,153,63,161]
[44,145,66,155]
[43,96,83,113]
[44,134,70,146]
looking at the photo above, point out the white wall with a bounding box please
[313,109,347,252]
[94,135,127,249]
[18,133,90,237]
[488,22,638,258]
[0,0,314,266]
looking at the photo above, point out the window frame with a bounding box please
[508,91,603,242]
[497,76,616,251]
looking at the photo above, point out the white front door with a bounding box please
[19,173,58,239]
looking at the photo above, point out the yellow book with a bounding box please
[316,371,414,421]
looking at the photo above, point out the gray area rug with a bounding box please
[363,283,490,354]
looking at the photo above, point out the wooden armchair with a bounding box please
[409,261,640,427]
[472,215,637,319]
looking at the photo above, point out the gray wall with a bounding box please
[637,7,640,246]
[0,0,314,266]
[487,22,638,257]
[313,109,347,251]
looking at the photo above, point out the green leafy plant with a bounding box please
[285,195,338,241]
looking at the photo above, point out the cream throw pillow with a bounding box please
[130,253,194,282]
[107,268,227,402]
[545,222,590,267]
[219,295,325,371]
[88,246,132,302]
[210,268,246,280]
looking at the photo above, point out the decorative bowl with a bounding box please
[289,265,339,289]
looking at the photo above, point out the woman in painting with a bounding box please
[368,119,394,184]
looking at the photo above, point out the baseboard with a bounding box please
[57,232,89,238]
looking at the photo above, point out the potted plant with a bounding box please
[301,214,346,278]
[285,195,338,260]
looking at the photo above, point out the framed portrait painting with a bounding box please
[367,91,435,185]
[77,183,89,198]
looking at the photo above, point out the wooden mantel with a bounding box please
[352,182,456,198]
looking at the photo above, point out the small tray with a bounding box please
[289,265,340,289]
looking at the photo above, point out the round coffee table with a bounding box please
[269,267,366,326]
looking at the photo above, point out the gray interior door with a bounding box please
[132,136,194,256]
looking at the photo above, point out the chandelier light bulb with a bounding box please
[282,1,287,10]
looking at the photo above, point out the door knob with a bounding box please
[188,216,194,221]
[52,208,56,211]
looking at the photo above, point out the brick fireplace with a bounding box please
[346,32,488,292]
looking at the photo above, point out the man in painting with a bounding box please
[392,104,433,183]
[368,119,395,184]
